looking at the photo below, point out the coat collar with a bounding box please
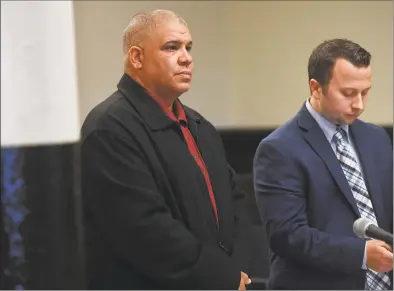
[117,73,200,130]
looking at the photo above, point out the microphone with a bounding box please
[353,217,393,245]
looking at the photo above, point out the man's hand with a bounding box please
[238,271,251,290]
[366,240,393,273]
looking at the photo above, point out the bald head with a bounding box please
[122,9,187,54]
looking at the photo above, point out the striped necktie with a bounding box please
[333,128,391,290]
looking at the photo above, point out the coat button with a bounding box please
[219,241,230,254]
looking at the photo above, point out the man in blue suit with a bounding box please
[253,39,393,290]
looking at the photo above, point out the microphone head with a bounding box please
[353,217,374,239]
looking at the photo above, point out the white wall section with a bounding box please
[1,1,80,147]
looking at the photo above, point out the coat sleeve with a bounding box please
[81,129,241,289]
[228,165,251,233]
[227,164,258,276]
[253,139,365,274]
[378,127,393,232]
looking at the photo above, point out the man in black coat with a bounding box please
[81,9,252,290]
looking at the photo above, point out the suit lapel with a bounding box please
[297,105,360,216]
[349,122,386,227]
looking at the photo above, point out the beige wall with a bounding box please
[74,1,393,128]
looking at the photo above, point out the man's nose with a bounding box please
[178,48,192,66]
[352,94,364,111]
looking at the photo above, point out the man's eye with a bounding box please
[167,46,177,51]
[343,91,355,97]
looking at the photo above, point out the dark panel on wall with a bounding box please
[220,125,393,174]
[1,144,85,289]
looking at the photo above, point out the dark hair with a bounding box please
[308,38,371,91]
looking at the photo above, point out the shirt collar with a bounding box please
[150,94,187,124]
[306,98,349,142]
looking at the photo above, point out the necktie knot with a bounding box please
[333,127,348,144]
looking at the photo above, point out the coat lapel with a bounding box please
[297,104,360,216]
[349,121,386,227]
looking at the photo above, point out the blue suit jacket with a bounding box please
[253,103,393,290]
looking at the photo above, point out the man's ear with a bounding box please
[309,79,323,100]
[128,46,143,69]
